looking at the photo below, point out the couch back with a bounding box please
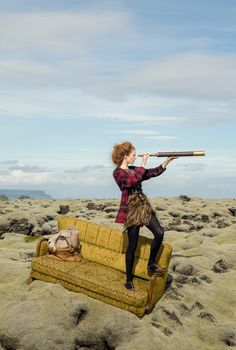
[58,216,172,280]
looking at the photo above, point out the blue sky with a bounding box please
[0,0,236,199]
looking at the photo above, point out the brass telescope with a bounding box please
[137,151,205,157]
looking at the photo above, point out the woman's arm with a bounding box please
[141,156,177,181]
[161,156,177,169]
[140,153,149,168]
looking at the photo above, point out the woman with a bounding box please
[112,141,176,290]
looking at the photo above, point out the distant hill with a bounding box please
[0,189,52,200]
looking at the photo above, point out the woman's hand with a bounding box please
[140,153,150,168]
[161,156,177,169]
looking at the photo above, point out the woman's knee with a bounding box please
[148,216,164,237]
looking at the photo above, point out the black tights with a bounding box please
[125,215,164,282]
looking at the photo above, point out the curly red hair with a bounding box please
[111,141,135,166]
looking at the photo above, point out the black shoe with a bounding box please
[147,263,165,276]
[124,281,135,290]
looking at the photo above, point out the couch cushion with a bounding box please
[31,256,148,308]
[57,216,172,280]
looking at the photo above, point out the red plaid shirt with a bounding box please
[113,165,166,224]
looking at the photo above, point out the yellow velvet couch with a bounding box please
[29,216,172,317]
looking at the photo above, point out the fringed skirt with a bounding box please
[124,192,155,231]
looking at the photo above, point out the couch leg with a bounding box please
[145,275,157,312]
[28,276,34,285]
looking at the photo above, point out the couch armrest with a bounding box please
[35,237,49,257]
[145,274,167,313]
[145,243,172,313]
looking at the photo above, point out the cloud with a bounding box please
[0,60,60,87]
[64,165,109,174]
[115,130,159,136]
[113,129,179,140]
[111,53,236,100]
[0,159,111,188]
[0,10,132,54]
[177,163,206,172]
[0,160,18,165]
[0,170,52,185]
[1,10,236,103]
[8,164,49,173]
[0,9,235,130]
[144,136,179,140]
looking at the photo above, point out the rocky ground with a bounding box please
[0,196,236,350]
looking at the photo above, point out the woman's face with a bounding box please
[125,148,136,164]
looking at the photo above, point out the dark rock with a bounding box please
[221,329,236,346]
[189,276,201,284]
[165,273,173,290]
[74,340,102,350]
[212,211,222,218]
[181,214,195,220]
[193,215,202,222]
[86,202,105,211]
[167,217,181,230]
[0,222,11,236]
[177,264,196,276]
[164,287,184,301]
[179,195,191,202]
[162,328,173,336]
[199,275,212,283]
[0,333,19,350]
[191,301,204,310]
[198,311,215,322]
[31,225,43,236]
[175,274,188,284]
[182,221,196,230]
[58,205,70,215]
[41,222,52,234]
[155,206,165,211]
[162,308,183,325]
[217,220,229,228]
[19,251,35,261]
[213,259,229,273]
[9,218,33,235]
[228,208,236,217]
[106,213,117,219]
[74,322,129,350]
[196,224,204,231]
[178,303,191,317]
[101,325,125,350]
[37,217,46,226]
[72,305,88,325]
[103,206,117,213]
[201,214,210,223]
[169,211,181,218]
[151,321,161,329]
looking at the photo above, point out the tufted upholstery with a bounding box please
[30,216,172,317]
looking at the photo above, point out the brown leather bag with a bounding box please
[47,227,82,261]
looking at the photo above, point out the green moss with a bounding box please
[24,236,40,243]
[0,195,9,201]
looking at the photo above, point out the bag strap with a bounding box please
[54,232,75,253]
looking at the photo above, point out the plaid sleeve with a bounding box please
[113,167,144,190]
[140,165,166,181]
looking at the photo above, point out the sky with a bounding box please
[0,0,236,199]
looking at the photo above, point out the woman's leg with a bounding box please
[126,225,140,283]
[146,214,164,266]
